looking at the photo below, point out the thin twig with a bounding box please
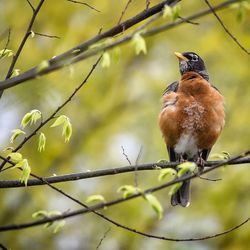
[26,0,35,12]
[0,55,102,171]
[0,29,11,60]
[178,15,199,25]
[134,146,143,187]
[117,0,133,25]
[121,146,132,165]
[0,243,9,250]
[96,228,111,249]
[34,32,60,39]
[67,0,100,12]
[204,0,250,56]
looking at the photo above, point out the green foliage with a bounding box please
[21,109,42,128]
[117,185,141,198]
[131,33,147,55]
[38,132,46,152]
[86,194,106,203]
[7,152,23,163]
[163,3,181,20]
[0,49,13,59]
[50,115,72,142]
[11,69,20,77]
[144,193,163,220]
[36,60,49,73]
[10,129,26,143]
[176,161,197,177]
[101,52,111,68]
[158,168,177,181]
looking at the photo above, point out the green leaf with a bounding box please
[37,60,49,73]
[101,52,111,68]
[53,220,66,233]
[86,194,106,203]
[10,129,26,143]
[163,5,172,18]
[168,182,183,196]
[0,49,13,59]
[158,168,177,181]
[177,161,196,177]
[50,115,67,128]
[172,4,181,21]
[21,112,33,128]
[210,152,230,160]
[38,132,46,152]
[7,152,23,163]
[117,185,141,198]
[132,33,147,55]
[145,194,163,220]
[30,30,35,38]
[2,146,14,152]
[20,159,31,186]
[32,210,48,219]
[11,69,20,77]
[21,110,42,128]
[30,110,42,125]
[62,119,72,142]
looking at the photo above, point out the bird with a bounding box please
[159,52,225,207]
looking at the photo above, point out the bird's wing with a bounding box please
[163,81,179,95]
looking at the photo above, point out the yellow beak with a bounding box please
[174,52,189,61]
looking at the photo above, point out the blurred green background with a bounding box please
[0,0,250,249]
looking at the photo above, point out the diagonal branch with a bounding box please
[204,0,250,56]
[0,0,240,92]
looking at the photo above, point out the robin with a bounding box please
[159,52,225,207]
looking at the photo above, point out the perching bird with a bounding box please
[159,52,225,207]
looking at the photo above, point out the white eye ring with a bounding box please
[191,54,199,61]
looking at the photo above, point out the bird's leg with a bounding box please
[196,151,205,174]
[179,154,185,163]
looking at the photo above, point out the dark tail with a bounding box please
[171,173,191,207]
[167,147,211,207]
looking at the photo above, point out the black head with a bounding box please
[174,52,209,81]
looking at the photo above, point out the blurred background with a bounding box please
[0,0,250,249]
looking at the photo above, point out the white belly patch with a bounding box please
[175,133,198,157]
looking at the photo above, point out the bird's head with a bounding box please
[174,52,209,81]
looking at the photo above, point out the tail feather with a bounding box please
[168,147,211,207]
[171,174,191,207]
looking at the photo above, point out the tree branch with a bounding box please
[204,0,250,56]
[0,0,240,92]
[0,150,249,242]
[1,156,249,188]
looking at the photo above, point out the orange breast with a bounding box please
[159,72,225,150]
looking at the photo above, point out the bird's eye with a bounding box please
[191,54,199,61]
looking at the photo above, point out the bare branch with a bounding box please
[204,0,250,56]
[34,32,60,39]
[0,156,249,188]
[0,242,9,250]
[96,228,111,249]
[121,146,132,165]
[26,0,35,12]
[67,0,100,13]
[117,0,133,25]
[0,28,11,60]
